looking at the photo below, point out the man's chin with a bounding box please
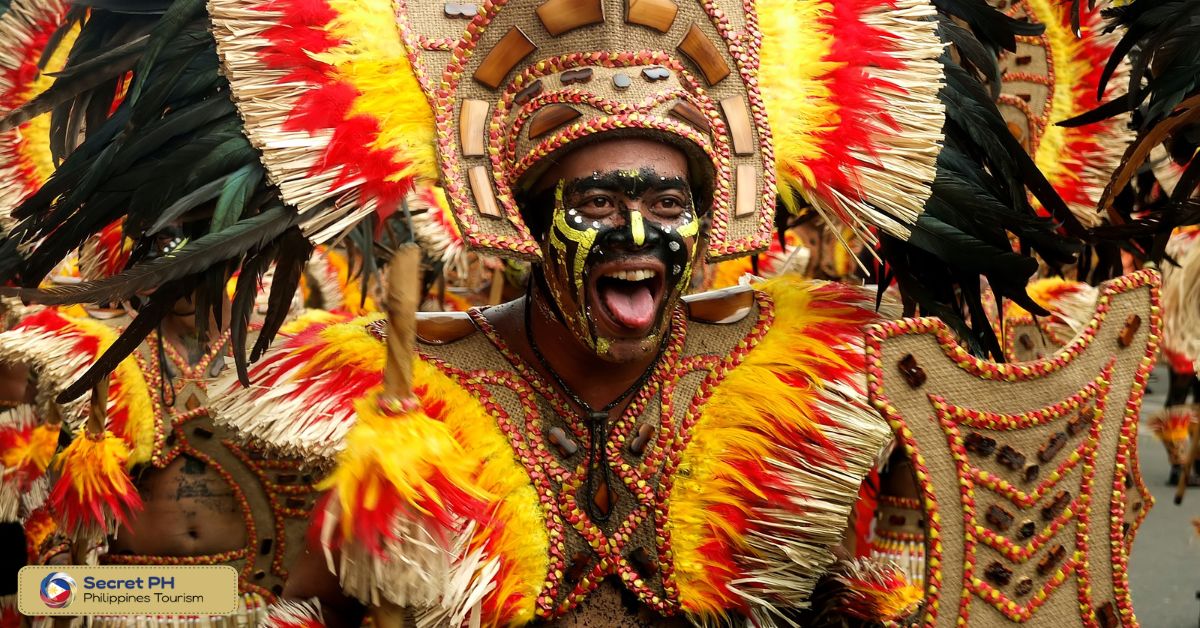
[591,332,664,363]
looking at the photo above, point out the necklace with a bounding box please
[523,296,670,522]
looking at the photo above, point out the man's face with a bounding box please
[535,138,703,363]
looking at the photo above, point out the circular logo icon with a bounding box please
[39,572,76,609]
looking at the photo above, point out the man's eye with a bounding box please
[586,198,611,208]
[655,197,688,214]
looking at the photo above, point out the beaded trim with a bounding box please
[928,368,1109,618]
[106,330,315,602]
[458,305,698,617]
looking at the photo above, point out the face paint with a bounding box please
[538,168,702,361]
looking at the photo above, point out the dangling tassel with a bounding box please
[1150,406,1198,492]
[829,559,924,624]
[48,377,141,543]
[23,506,56,562]
[315,244,489,609]
[0,405,59,521]
[263,599,326,628]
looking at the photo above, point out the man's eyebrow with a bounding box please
[562,169,690,197]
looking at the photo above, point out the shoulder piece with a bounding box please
[0,308,154,464]
[670,277,892,623]
[416,311,477,345]
[314,356,547,623]
[212,308,485,460]
[210,310,384,460]
[683,285,756,324]
[866,270,1159,626]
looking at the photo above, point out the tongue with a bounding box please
[601,282,656,330]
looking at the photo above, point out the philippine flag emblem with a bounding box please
[39,572,76,609]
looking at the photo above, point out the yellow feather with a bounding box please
[324,389,484,533]
[280,309,346,336]
[1025,0,1094,200]
[318,0,438,183]
[414,360,547,625]
[0,423,57,473]
[758,0,838,212]
[62,435,130,497]
[323,358,547,623]
[15,22,80,183]
[670,277,867,616]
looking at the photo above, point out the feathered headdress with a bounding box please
[0,0,74,229]
[0,0,1080,385]
[992,0,1132,228]
[1059,0,1200,261]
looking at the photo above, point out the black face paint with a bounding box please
[561,168,691,210]
[539,170,702,358]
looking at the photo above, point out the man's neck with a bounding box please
[523,285,659,412]
[159,311,206,365]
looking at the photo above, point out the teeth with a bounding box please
[603,269,658,282]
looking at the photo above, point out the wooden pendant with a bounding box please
[734,165,757,217]
[528,104,582,139]
[468,165,501,217]
[459,100,489,156]
[720,96,754,155]
[669,101,710,133]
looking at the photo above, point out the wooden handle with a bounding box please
[382,244,423,401]
[85,377,110,437]
[488,266,505,305]
[44,399,64,427]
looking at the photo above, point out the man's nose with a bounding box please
[599,210,660,252]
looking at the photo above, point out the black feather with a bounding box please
[1057,95,1135,128]
[56,280,189,403]
[124,0,206,105]
[230,243,277,386]
[70,0,174,14]
[250,229,313,362]
[938,18,1002,98]
[933,0,1043,52]
[2,207,298,305]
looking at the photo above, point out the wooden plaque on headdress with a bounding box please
[866,270,1159,627]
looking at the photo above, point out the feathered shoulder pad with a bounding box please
[0,308,154,464]
[210,310,389,460]
[210,308,482,458]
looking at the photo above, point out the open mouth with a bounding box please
[589,260,667,337]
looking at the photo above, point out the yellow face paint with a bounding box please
[630,210,646,246]
[676,215,700,239]
[551,180,598,297]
